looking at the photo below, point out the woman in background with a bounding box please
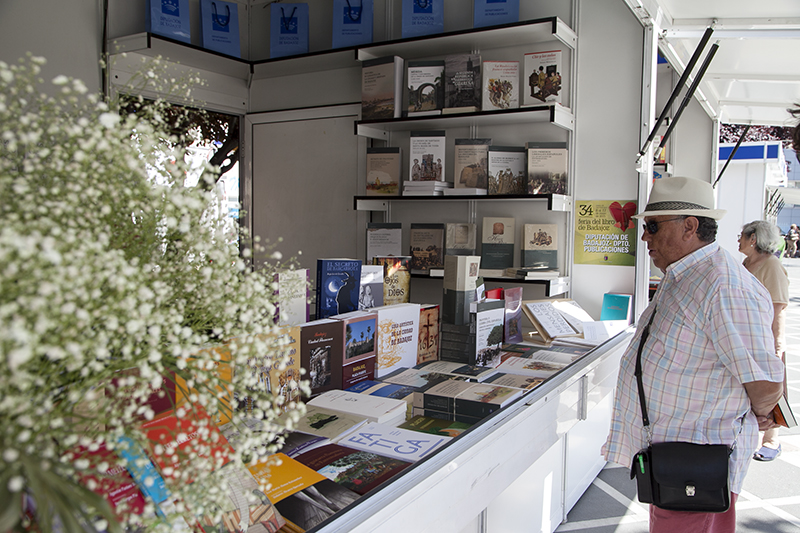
[738,220,789,461]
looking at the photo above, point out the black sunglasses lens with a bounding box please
[643,221,658,234]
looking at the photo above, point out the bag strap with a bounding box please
[634,307,657,443]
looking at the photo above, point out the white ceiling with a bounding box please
[623,0,800,126]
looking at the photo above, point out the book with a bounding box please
[495,353,568,379]
[413,380,522,419]
[441,254,481,326]
[444,54,481,112]
[522,299,592,342]
[269,2,309,58]
[474,0,519,28]
[487,146,527,195]
[522,223,558,270]
[600,293,633,322]
[331,0,373,49]
[366,147,401,196]
[414,360,497,382]
[146,0,191,43]
[773,394,797,428]
[361,56,404,120]
[106,367,177,422]
[401,0,444,38]
[527,141,568,195]
[359,264,384,310]
[346,379,418,402]
[333,310,378,388]
[281,404,368,441]
[275,268,310,326]
[480,217,515,276]
[397,414,473,437]
[453,138,490,190]
[366,222,402,263]
[503,286,524,344]
[373,255,411,305]
[504,266,559,279]
[175,344,233,425]
[199,0,241,58]
[409,223,445,273]
[445,223,477,256]
[277,431,331,458]
[337,422,450,462]
[472,299,506,367]
[523,49,564,106]
[308,389,407,426]
[116,436,172,518]
[443,188,487,196]
[292,442,411,494]
[315,258,362,319]
[407,60,445,117]
[417,304,440,364]
[409,131,446,182]
[373,302,421,378]
[410,407,485,425]
[380,367,463,389]
[482,372,545,391]
[402,180,452,196]
[482,60,519,111]
[248,453,360,532]
[300,318,345,395]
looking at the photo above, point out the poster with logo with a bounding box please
[574,200,637,266]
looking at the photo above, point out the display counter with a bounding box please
[309,328,634,533]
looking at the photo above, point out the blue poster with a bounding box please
[401,0,444,39]
[474,0,520,28]
[270,3,310,58]
[146,0,191,43]
[332,0,374,49]
[200,0,241,57]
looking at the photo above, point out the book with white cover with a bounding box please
[482,60,519,110]
[409,131,446,182]
[414,360,497,382]
[308,389,407,425]
[373,303,421,378]
[523,49,564,106]
[496,354,567,379]
[337,421,450,462]
[279,404,369,441]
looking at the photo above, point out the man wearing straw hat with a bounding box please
[602,176,784,532]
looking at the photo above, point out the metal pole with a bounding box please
[713,124,750,188]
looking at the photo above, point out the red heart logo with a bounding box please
[608,202,624,227]
[622,202,637,230]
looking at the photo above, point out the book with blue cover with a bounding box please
[147,0,191,43]
[401,0,444,38]
[332,0,374,49]
[600,293,633,322]
[270,2,309,58]
[199,0,241,57]
[316,258,362,319]
[473,0,519,28]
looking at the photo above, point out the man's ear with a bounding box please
[683,216,700,241]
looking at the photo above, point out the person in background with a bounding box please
[785,224,799,258]
[738,220,789,461]
[603,176,784,533]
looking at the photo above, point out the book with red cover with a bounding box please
[773,394,797,428]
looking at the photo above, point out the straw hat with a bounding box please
[633,176,726,220]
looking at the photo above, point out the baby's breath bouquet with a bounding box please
[0,56,309,532]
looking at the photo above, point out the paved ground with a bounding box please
[556,259,800,533]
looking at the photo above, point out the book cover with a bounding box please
[346,379,418,402]
[397,414,473,437]
[773,394,797,428]
[275,430,331,459]
[380,367,461,389]
[269,2,310,58]
[474,0,519,28]
[366,222,402,263]
[199,0,241,58]
[275,268,310,326]
[473,299,506,367]
[482,60,519,110]
[409,223,445,273]
[444,54,481,112]
[482,372,545,390]
[146,0,191,43]
[522,223,558,270]
[480,217,516,273]
[441,254,481,325]
[487,146,526,195]
[106,367,177,422]
[523,50,564,105]
[292,442,411,495]
[407,60,445,116]
[401,0,444,38]
[445,223,477,256]
[337,422,450,462]
[280,404,368,441]
[308,389,407,424]
[453,138,490,190]
[410,407,485,425]
[366,147,401,196]
[248,453,360,531]
[600,293,633,322]
[414,360,496,382]
[417,304,440,364]
[527,141,568,195]
[116,435,172,517]
[331,0,373,49]
[414,380,521,419]
[361,56,404,120]
[373,303,421,378]
[409,131,446,182]
[175,344,233,425]
[315,258,362,319]
[300,318,345,395]
[334,310,378,388]
[359,264,384,310]
[373,255,411,305]
[496,354,568,379]
[503,286,524,344]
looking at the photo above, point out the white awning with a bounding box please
[768,186,800,207]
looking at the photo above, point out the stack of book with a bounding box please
[504,266,559,279]
[402,180,453,196]
[412,380,522,424]
[308,389,408,427]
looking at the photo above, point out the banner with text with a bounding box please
[574,200,637,266]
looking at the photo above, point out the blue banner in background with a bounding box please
[402,0,444,39]
[270,3,310,58]
[200,0,241,57]
[474,0,519,28]
[332,0,374,49]
[146,0,191,43]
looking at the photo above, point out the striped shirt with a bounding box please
[604,242,784,493]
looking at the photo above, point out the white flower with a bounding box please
[99,112,120,129]
[3,449,19,462]
[8,476,24,492]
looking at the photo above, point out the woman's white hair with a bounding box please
[742,220,783,254]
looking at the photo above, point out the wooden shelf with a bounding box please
[354,194,572,212]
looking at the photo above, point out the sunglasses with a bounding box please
[642,217,684,235]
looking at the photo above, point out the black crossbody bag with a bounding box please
[629,307,732,513]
